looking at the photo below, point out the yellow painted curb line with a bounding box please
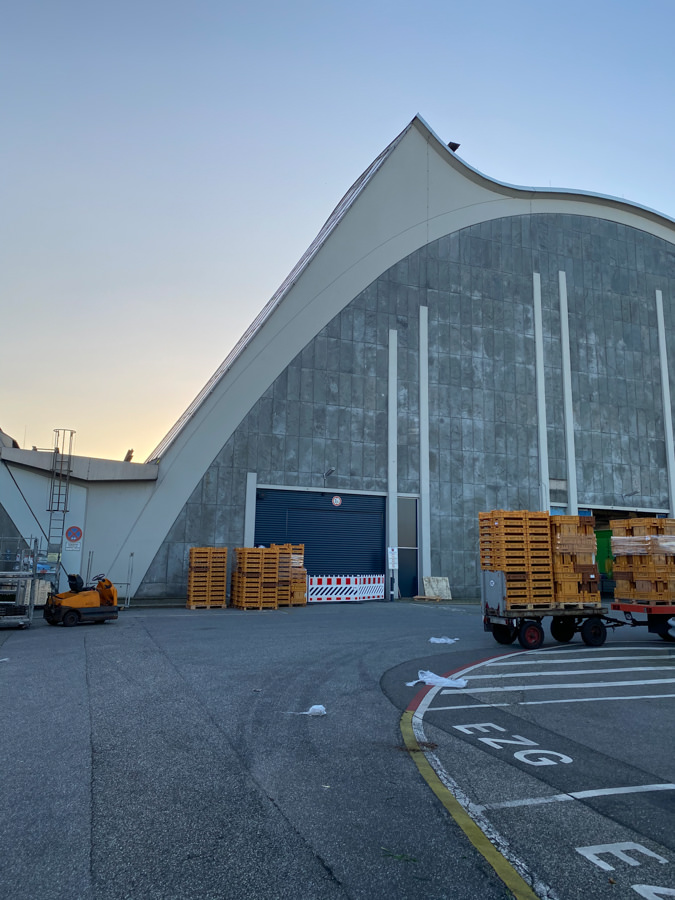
[400,709,540,900]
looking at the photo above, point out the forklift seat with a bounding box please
[67,574,84,593]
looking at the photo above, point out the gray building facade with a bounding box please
[138,210,675,600]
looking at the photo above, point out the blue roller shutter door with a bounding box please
[254,489,386,576]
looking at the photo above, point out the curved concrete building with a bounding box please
[3,116,675,600]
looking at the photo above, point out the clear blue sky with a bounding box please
[2,0,674,461]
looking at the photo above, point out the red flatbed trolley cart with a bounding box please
[610,600,675,643]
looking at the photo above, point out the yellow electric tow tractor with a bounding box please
[44,574,119,627]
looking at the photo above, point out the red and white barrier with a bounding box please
[308,574,385,602]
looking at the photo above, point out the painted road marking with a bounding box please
[521,692,675,706]
[467,665,675,680]
[407,648,675,899]
[514,645,662,655]
[576,842,668,871]
[487,654,673,666]
[478,783,675,812]
[440,677,675,694]
[431,693,675,710]
[400,709,550,900]
[632,887,675,898]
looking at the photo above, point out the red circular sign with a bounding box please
[331,496,342,507]
[66,526,82,542]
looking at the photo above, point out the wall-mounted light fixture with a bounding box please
[323,467,335,487]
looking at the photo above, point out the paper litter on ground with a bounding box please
[406,670,468,688]
[288,704,327,716]
[429,637,459,644]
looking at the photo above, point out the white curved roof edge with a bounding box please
[415,114,675,225]
[146,114,675,463]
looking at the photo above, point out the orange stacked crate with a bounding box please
[260,548,280,609]
[187,547,228,609]
[270,545,292,606]
[550,516,601,608]
[290,576,307,605]
[289,544,307,606]
[610,518,633,601]
[272,544,305,606]
[231,548,265,610]
[478,511,553,608]
[612,518,675,604]
[525,512,554,605]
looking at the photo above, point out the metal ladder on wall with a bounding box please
[47,429,75,570]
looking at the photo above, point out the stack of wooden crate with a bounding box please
[231,546,298,610]
[478,510,553,608]
[231,549,267,610]
[261,547,286,609]
[611,518,675,603]
[272,544,307,606]
[291,545,307,606]
[550,516,601,607]
[186,547,228,609]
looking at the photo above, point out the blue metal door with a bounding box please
[254,489,386,576]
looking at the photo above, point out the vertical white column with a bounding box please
[388,330,399,596]
[559,271,578,514]
[244,472,257,547]
[655,290,675,516]
[419,306,431,577]
[533,273,550,511]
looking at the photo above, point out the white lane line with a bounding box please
[468,665,675,680]
[429,693,675,710]
[478,783,675,812]
[487,654,672,666]
[429,702,513,710]
[440,678,675,695]
[520,645,661,655]
[521,692,675,706]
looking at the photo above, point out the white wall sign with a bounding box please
[65,525,83,550]
[388,547,399,569]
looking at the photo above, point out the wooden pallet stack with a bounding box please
[550,516,601,607]
[478,510,553,609]
[260,547,285,609]
[272,544,307,606]
[231,547,298,610]
[611,518,675,603]
[231,549,267,610]
[186,547,228,609]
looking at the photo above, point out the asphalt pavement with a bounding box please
[1,600,673,900]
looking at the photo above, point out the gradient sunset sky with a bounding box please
[3,0,674,461]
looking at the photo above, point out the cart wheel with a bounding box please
[492,624,517,645]
[518,620,544,650]
[550,617,576,643]
[580,616,607,647]
[648,614,675,642]
[62,610,80,628]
